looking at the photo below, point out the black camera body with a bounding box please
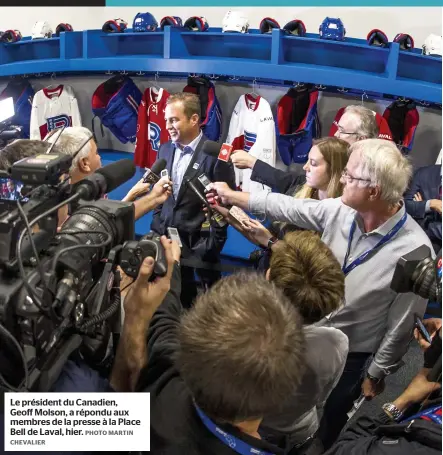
[0,199,135,391]
[120,231,167,281]
[391,244,441,304]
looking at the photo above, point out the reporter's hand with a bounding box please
[362,377,385,400]
[394,368,441,411]
[242,219,273,247]
[122,179,151,202]
[413,192,423,202]
[430,199,442,214]
[231,150,257,170]
[124,236,175,322]
[414,318,442,350]
[206,182,234,206]
[169,237,181,263]
[151,176,173,204]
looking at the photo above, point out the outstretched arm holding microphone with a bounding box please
[131,176,173,221]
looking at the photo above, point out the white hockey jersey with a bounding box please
[30,85,82,140]
[226,94,276,194]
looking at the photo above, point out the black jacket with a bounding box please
[325,402,442,455]
[137,264,285,455]
[404,164,441,252]
[250,159,307,272]
[251,159,306,195]
[150,134,236,261]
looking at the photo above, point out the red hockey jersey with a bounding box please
[134,87,170,168]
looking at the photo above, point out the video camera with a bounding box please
[391,245,442,383]
[391,244,441,305]
[0,138,167,393]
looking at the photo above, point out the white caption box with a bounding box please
[5,393,150,452]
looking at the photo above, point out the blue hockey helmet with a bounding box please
[133,12,158,32]
[319,17,345,41]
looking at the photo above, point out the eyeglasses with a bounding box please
[341,169,372,184]
[334,120,359,136]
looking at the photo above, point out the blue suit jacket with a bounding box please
[404,165,441,248]
[150,134,236,260]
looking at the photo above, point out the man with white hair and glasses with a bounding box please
[333,105,380,144]
[207,139,433,450]
[46,126,102,185]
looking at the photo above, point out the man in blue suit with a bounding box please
[151,92,235,307]
[404,164,441,253]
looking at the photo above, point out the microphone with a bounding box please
[73,159,136,201]
[185,177,212,209]
[201,141,233,162]
[185,176,227,228]
[142,159,167,185]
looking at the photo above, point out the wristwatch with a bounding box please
[382,402,403,422]
[267,236,278,249]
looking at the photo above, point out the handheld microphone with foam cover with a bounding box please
[185,177,212,209]
[185,177,227,228]
[143,159,167,185]
[73,159,136,201]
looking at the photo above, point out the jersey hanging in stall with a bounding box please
[226,94,276,194]
[30,85,82,140]
[183,76,222,142]
[134,87,170,168]
[382,100,419,154]
[276,87,320,165]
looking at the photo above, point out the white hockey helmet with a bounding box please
[31,21,53,39]
[222,10,249,33]
[422,33,442,57]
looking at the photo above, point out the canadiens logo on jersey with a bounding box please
[39,115,73,140]
[243,130,257,152]
[134,87,170,168]
[30,85,82,140]
[149,122,162,152]
[47,115,72,131]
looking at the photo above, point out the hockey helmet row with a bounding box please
[102,15,209,33]
[1,15,440,57]
[0,21,73,43]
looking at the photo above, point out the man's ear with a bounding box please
[190,113,200,127]
[78,156,91,174]
[265,268,271,282]
[368,184,381,201]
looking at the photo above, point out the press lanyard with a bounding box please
[402,405,442,425]
[342,212,407,276]
[194,405,276,455]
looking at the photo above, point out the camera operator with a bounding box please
[207,138,435,449]
[111,243,307,454]
[46,126,173,222]
[325,319,442,454]
[45,127,102,185]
